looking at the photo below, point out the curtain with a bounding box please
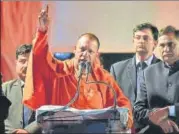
[1,1,42,81]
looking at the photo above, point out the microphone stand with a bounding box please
[39,63,128,133]
[41,62,85,117]
[84,65,126,133]
[85,66,117,110]
[63,62,85,109]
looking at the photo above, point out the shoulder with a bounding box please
[145,61,163,74]
[2,79,18,87]
[2,79,19,94]
[111,58,133,69]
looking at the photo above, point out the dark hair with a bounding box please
[78,33,100,49]
[159,25,176,37]
[175,30,179,40]
[133,22,159,41]
[16,44,32,59]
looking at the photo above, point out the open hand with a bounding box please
[12,129,29,134]
[149,107,169,125]
[159,119,179,133]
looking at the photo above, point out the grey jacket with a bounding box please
[134,61,179,133]
[110,56,160,106]
[2,79,41,133]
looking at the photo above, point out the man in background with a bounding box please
[2,44,41,133]
[134,25,179,134]
[110,23,160,132]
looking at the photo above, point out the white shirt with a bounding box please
[20,80,25,87]
[135,55,154,67]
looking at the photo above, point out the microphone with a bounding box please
[85,61,91,75]
[77,61,87,78]
[64,61,89,108]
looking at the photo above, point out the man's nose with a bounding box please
[82,50,89,56]
[163,45,170,52]
[23,61,28,67]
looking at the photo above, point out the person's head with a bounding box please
[133,23,158,60]
[73,33,100,70]
[158,25,179,65]
[16,44,32,81]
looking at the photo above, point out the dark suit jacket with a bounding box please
[2,79,41,133]
[110,55,160,106]
[0,95,11,133]
[110,55,160,130]
[134,61,179,134]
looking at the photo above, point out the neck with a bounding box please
[136,53,152,62]
[166,60,177,66]
[18,76,25,82]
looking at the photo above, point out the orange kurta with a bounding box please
[23,30,133,128]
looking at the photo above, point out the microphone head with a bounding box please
[78,61,86,77]
[85,61,91,74]
[79,61,86,70]
[78,61,91,77]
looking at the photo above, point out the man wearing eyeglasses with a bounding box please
[134,26,179,134]
[110,23,160,133]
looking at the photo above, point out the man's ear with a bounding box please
[153,40,158,49]
[73,45,76,53]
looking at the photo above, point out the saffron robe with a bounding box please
[23,30,133,128]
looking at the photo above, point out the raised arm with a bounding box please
[23,6,72,110]
[33,5,73,77]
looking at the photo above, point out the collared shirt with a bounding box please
[135,55,153,98]
[20,80,25,88]
[164,60,179,75]
[135,54,154,67]
[169,106,175,117]
[20,79,31,127]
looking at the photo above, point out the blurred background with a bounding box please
[1,1,179,81]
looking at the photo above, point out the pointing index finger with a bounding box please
[46,4,49,13]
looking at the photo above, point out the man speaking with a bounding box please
[23,5,133,131]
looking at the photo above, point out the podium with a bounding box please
[36,106,131,133]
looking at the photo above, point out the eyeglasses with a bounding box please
[134,35,152,42]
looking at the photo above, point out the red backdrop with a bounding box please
[1,1,42,81]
